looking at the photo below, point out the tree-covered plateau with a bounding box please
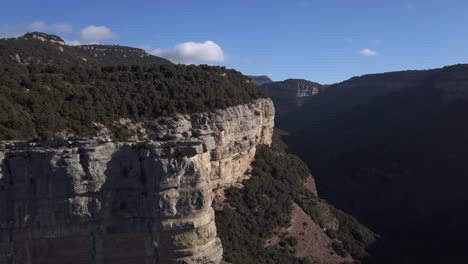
[0,63,265,140]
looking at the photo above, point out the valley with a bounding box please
[269,65,468,263]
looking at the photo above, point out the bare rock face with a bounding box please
[0,98,274,264]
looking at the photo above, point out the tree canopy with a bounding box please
[0,63,265,140]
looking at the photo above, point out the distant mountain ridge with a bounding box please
[248,75,273,86]
[279,63,468,264]
[280,64,468,130]
[260,78,325,115]
[0,32,171,66]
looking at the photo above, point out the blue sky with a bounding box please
[1,0,468,84]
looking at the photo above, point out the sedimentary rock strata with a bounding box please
[0,98,274,264]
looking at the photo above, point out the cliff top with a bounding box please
[0,32,267,141]
[22,32,66,44]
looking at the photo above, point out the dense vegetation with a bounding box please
[0,32,266,140]
[215,132,375,264]
[279,64,468,264]
[216,145,310,264]
[0,63,265,140]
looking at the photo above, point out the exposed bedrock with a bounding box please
[0,98,274,263]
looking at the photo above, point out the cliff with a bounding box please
[0,98,274,264]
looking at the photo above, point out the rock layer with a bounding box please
[0,98,274,264]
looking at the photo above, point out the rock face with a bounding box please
[24,32,66,46]
[0,98,274,264]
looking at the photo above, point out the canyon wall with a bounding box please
[0,98,274,264]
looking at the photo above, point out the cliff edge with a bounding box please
[0,98,274,264]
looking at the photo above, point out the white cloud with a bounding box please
[27,21,72,33]
[151,40,226,64]
[359,48,378,57]
[0,24,20,38]
[27,21,46,31]
[0,28,9,39]
[0,21,73,38]
[1,23,116,45]
[79,25,117,42]
[51,23,73,33]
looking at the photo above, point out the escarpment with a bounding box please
[0,98,274,264]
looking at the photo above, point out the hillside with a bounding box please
[0,32,171,66]
[215,131,376,264]
[260,79,325,116]
[279,64,468,263]
[248,75,273,86]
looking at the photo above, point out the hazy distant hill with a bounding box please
[248,75,273,86]
[280,64,468,264]
[0,32,172,66]
[260,79,325,116]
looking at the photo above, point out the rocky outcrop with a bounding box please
[24,32,66,46]
[146,98,274,189]
[0,98,274,264]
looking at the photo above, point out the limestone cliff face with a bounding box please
[0,98,274,264]
[148,98,274,190]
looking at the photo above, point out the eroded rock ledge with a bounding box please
[0,98,274,264]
